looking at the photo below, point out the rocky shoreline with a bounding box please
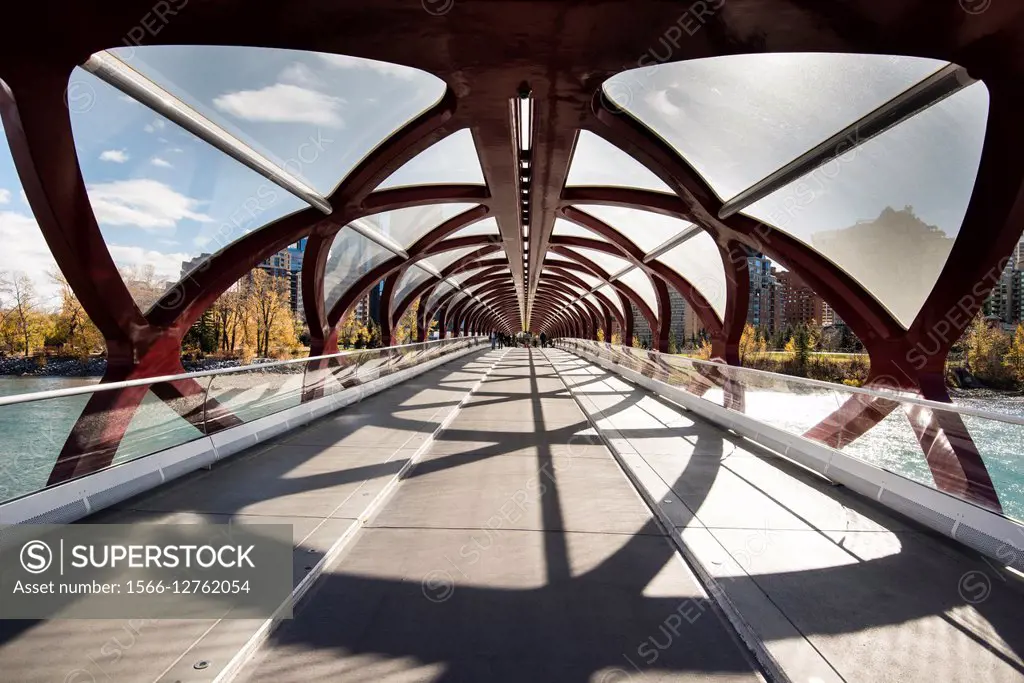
[0,356,242,377]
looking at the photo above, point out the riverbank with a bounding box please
[0,356,243,377]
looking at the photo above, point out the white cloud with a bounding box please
[143,119,167,134]
[99,149,130,163]
[213,83,345,127]
[0,211,62,306]
[279,62,321,87]
[317,54,417,80]
[194,235,212,247]
[150,157,172,168]
[87,179,213,231]
[170,147,184,153]
[19,190,27,205]
[0,189,10,204]
[106,244,191,284]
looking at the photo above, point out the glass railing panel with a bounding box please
[206,363,306,424]
[555,337,1024,521]
[0,383,93,504]
[0,337,484,506]
[113,388,206,465]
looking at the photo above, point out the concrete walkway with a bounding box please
[549,348,1024,683]
[237,348,763,682]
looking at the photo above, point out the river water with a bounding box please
[1,376,1022,520]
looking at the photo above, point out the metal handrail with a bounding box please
[556,338,1024,427]
[0,336,485,408]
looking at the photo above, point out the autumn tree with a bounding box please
[738,323,767,365]
[246,269,295,358]
[1007,324,1024,381]
[48,270,102,357]
[394,298,420,345]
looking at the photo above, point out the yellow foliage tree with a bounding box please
[738,323,767,365]
[1007,324,1024,381]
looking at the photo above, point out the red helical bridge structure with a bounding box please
[0,1,1022,513]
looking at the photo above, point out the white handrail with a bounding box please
[557,338,1024,427]
[0,337,485,408]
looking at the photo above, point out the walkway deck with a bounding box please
[1,347,1022,682]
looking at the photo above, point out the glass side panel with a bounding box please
[742,82,988,328]
[552,217,601,240]
[654,230,727,320]
[114,389,205,464]
[420,245,480,274]
[392,264,434,313]
[426,280,455,313]
[566,131,673,192]
[617,267,659,314]
[377,129,485,189]
[574,204,694,254]
[0,377,95,504]
[109,46,447,194]
[323,229,394,313]
[207,365,304,424]
[447,216,500,239]
[603,53,946,201]
[69,68,307,311]
[355,203,477,249]
[561,246,631,278]
[595,283,625,317]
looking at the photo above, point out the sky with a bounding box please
[0,45,447,310]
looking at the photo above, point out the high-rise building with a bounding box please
[775,269,825,328]
[746,254,778,330]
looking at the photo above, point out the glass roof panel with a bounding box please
[420,245,479,274]
[447,216,500,239]
[561,246,631,278]
[742,82,988,328]
[552,217,600,240]
[655,230,727,320]
[69,68,307,311]
[565,131,673,192]
[573,205,694,254]
[393,265,434,312]
[377,129,484,189]
[544,265,602,290]
[323,229,393,313]
[108,46,446,194]
[595,283,625,318]
[0,109,65,311]
[357,203,477,249]
[616,267,658,315]
[603,53,946,201]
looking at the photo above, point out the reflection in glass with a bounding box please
[742,83,988,327]
[604,53,945,201]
